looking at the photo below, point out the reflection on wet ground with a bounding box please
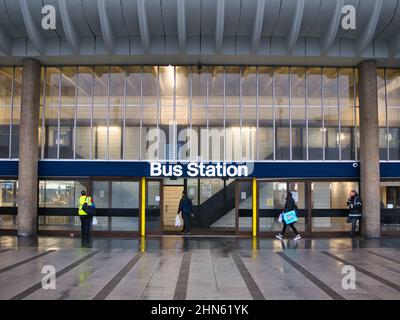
[0,235,399,300]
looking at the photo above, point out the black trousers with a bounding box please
[350,217,361,236]
[281,221,299,236]
[80,215,93,239]
[182,213,191,233]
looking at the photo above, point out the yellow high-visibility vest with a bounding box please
[78,195,93,216]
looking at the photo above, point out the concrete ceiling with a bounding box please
[0,0,399,67]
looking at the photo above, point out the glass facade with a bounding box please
[378,69,400,160]
[37,179,140,232]
[311,181,359,232]
[0,67,21,159]
[380,181,400,231]
[38,180,87,231]
[28,66,363,161]
[0,66,399,161]
[0,65,400,235]
[0,180,17,229]
[258,181,306,232]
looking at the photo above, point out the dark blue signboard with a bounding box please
[36,161,360,179]
[1,160,399,179]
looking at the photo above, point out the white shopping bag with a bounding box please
[92,216,98,226]
[175,215,182,227]
[278,213,283,223]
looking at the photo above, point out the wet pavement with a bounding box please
[0,235,399,300]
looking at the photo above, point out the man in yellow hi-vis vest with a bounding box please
[78,191,95,241]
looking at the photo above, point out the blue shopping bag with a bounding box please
[282,210,298,224]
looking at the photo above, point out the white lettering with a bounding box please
[173,165,183,177]
[226,165,237,177]
[205,165,215,177]
[41,5,56,30]
[341,265,356,290]
[41,264,56,290]
[152,304,186,318]
[341,5,356,30]
[149,162,249,178]
[150,162,162,176]
[187,162,199,177]
[237,165,248,177]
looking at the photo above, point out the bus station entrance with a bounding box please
[143,178,358,238]
[145,178,254,236]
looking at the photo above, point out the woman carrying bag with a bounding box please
[275,192,302,240]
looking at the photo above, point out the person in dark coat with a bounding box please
[177,190,193,235]
[275,191,301,240]
[347,190,362,237]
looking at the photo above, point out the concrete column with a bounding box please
[17,59,41,237]
[358,60,381,238]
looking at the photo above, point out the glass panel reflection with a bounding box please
[35,65,366,162]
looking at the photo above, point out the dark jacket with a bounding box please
[178,196,193,215]
[347,195,362,217]
[284,196,298,213]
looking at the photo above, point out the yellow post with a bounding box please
[140,237,146,252]
[252,178,257,237]
[141,177,146,237]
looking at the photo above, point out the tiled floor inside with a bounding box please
[0,235,399,300]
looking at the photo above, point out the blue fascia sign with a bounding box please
[31,160,363,179]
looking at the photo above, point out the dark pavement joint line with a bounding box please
[93,252,143,300]
[365,250,400,265]
[10,250,99,300]
[231,252,265,300]
[276,252,345,300]
[0,250,56,274]
[173,252,192,300]
[0,248,11,254]
[322,251,400,293]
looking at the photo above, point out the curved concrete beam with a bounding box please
[177,0,186,53]
[215,0,225,53]
[251,0,266,53]
[321,0,344,55]
[19,0,45,54]
[97,0,115,53]
[355,0,384,55]
[286,0,305,54]
[137,0,150,52]
[58,0,80,54]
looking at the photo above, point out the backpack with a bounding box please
[82,197,96,216]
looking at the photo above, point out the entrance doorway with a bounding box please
[163,185,184,232]
[159,178,253,235]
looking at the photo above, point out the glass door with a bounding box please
[381,182,400,232]
[258,181,286,233]
[91,180,141,233]
[145,180,162,234]
[311,181,358,233]
[236,180,253,234]
[257,180,307,235]
[163,185,184,232]
[92,181,111,231]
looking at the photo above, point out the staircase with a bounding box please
[191,179,252,229]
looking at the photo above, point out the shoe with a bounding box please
[294,234,302,240]
[275,234,283,240]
